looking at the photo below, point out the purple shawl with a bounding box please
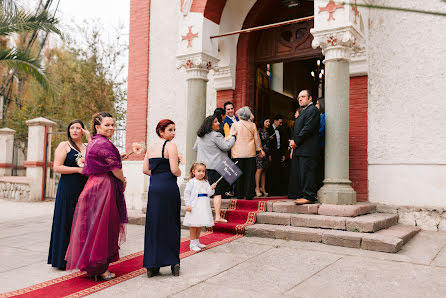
[82,134,128,223]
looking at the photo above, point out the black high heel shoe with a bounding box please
[147,267,160,278]
[171,264,180,276]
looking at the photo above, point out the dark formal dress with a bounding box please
[256,129,270,169]
[288,103,320,202]
[143,141,181,269]
[48,147,87,270]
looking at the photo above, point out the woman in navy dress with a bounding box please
[143,119,182,277]
[48,120,90,270]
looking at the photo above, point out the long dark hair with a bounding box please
[213,107,224,124]
[91,112,113,136]
[67,120,85,152]
[258,118,270,130]
[197,115,216,137]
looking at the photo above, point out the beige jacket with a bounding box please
[229,120,262,158]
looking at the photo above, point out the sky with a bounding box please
[56,0,130,43]
[19,0,131,82]
[56,0,130,80]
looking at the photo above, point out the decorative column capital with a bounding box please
[311,26,363,62]
[177,52,219,81]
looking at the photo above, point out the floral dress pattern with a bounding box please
[256,129,270,169]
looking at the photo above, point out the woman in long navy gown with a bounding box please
[48,120,90,270]
[143,119,182,277]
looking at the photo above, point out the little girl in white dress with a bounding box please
[183,162,216,252]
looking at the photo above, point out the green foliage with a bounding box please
[0,8,60,36]
[0,47,50,92]
[5,23,127,149]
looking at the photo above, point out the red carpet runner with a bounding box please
[1,197,286,298]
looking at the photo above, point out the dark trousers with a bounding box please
[234,157,256,200]
[288,155,318,201]
[268,150,285,195]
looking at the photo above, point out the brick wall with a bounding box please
[216,90,234,108]
[125,0,150,161]
[189,0,227,24]
[349,76,368,201]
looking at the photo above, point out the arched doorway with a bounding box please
[234,0,322,123]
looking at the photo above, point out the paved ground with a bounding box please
[2,199,446,297]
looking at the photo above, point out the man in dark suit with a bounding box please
[288,89,320,204]
[267,115,286,195]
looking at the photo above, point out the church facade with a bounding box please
[122,0,446,228]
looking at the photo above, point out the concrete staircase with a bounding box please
[129,198,420,253]
[245,200,420,253]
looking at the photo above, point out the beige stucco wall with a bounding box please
[367,0,446,207]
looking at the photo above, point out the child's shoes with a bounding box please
[197,242,206,249]
[190,245,201,252]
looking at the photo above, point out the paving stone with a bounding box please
[375,224,421,244]
[318,203,375,217]
[283,226,323,243]
[127,210,145,225]
[346,213,399,232]
[361,234,404,253]
[290,214,347,230]
[245,224,277,238]
[322,230,364,248]
[246,224,322,243]
[272,201,319,214]
[256,212,291,225]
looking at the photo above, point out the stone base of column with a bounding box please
[318,178,357,205]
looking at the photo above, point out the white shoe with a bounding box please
[197,242,206,249]
[190,245,201,252]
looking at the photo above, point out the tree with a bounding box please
[5,22,127,151]
[0,0,61,120]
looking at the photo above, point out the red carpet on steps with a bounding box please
[214,197,286,234]
[1,196,287,298]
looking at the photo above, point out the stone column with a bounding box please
[0,128,15,176]
[24,117,56,201]
[312,28,361,205]
[177,53,219,177]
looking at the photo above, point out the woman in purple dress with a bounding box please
[65,112,128,281]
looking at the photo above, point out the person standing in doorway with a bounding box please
[222,101,239,197]
[288,90,320,204]
[222,101,239,138]
[267,115,286,195]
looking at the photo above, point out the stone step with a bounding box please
[266,200,376,217]
[256,212,398,232]
[245,223,420,253]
